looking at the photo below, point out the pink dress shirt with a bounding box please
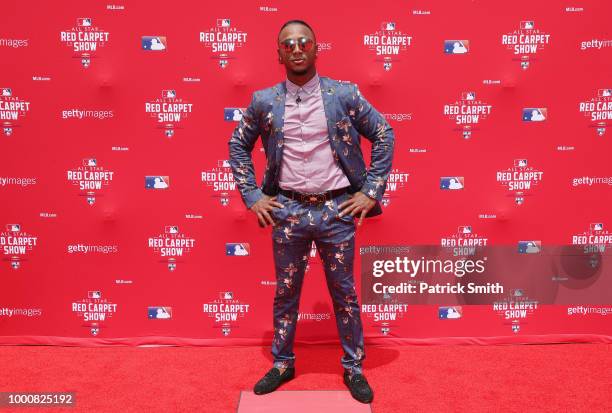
[279,73,351,193]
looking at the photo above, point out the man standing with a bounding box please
[228,20,394,404]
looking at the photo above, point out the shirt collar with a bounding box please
[285,73,320,96]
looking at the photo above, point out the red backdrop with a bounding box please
[1,0,611,346]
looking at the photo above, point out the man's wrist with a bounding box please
[359,186,379,201]
[243,188,264,209]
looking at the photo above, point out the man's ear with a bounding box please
[277,48,282,63]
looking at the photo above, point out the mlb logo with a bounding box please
[226,243,250,256]
[145,175,170,189]
[512,289,524,297]
[90,327,99,336]
[444,40,469,54]
[458,226,472,234]
[88,291,101,298]
[462,92,476,101]
[165,226,179,234]
[162,90,176,99]
[383,59,392,71]
[148,306,172,319]
[382,22,396,31]
[522,108,547,122]
[518,241,541,254]
[87,194,96,205]
[11,260,20,270]
[514,159,528,167]
[217,18,231,28]
[219,59,229,68]
[83,158,97,167]
[462,126,472,139]
[141,36,167,51]
[515,196,524,205]
[168,259,177,271]
[598,89,612,97]
[381,327,390,335]
[218,160,231,168]
[440,177,464,190]
[1,88,12,96]
[520,21,534,30]
[220,194,230,206]
[7,224,20,232]
[221,291,233,300]
[381,194,391,207]
[77,18,92,27]
[439,306,462,319]
[222,327,231,336]
[512,323,520,333]
[224,108,244,122]
[591,223,604,231]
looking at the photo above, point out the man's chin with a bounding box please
[288,66,313,76]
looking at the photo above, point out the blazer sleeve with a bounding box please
[228,92,264,209]
[348,84,395,201]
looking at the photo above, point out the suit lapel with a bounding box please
[319,76,338,148]
[271,82,286,174]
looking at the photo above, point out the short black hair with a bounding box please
[278,19,316,42]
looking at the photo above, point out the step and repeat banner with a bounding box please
[1,1,611,346]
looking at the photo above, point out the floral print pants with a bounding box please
[270,191,365,375]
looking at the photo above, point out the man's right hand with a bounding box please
[250,194,284,227]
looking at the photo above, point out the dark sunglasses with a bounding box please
[279,37,315,53]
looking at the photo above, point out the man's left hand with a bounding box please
[338,192,376,227]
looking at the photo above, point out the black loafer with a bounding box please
[343,371,374,403]
[253,367,295,395]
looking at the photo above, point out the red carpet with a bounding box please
[0,343,609,412]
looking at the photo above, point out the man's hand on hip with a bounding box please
[250,194,284,227]
[338,192,376,227]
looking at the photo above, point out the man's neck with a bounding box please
[286,69,317,87]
